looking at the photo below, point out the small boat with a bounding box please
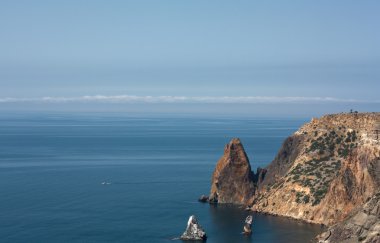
[101,180,111,185]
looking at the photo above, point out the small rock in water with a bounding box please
[198,195,209,203]
[180,215,207,241]
[245,215,253,225]
[208,194,218,204]
[243,215,253,234]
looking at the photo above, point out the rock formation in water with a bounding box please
[180,215,207,241]
[206,113,380,228]
[243,215,253,234]
[208,138,257,204]
[316,191,380,243]
[198,195,209,203]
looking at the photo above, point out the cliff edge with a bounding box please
[252,113,380,225]
[206,112,380,228]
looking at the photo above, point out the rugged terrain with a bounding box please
[208,113,380,228]
[316,191,380,243]
[252,113,380,225]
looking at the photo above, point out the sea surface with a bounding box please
[0,113,324,243]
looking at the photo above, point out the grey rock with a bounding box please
[198,195,209,203]
[352,212,369,226]
[316,192,380,243]
[180,215,207,241]
[243,215,253,234]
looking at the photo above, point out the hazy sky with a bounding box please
[0,1,379,116]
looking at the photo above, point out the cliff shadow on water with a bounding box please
[205,204,323,243]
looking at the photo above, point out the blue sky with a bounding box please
[0,1,379,116]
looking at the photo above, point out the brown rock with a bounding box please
[204,113,380,229]
[252,113,380,226]
[209,138,256,204]
[258,135,304,191]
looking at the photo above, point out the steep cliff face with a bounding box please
[252,113,380,225]
[206,113,380,226]
[209,138,256,204]
[316,192,380,243]
[257,135,304,191]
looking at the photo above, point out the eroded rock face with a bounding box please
[316,192,380,243]
[180,215,207,241]
[209,138,256,204]
[252,113,380,226]
[257,135,304,191]
[204,113,380,227]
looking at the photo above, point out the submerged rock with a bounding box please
[198,195,209,203]
[208,196,218,204]
[209,138,256,204]
[243,215,253,234]
[180,215,207,241]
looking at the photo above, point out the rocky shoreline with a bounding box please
[201,112,380,242]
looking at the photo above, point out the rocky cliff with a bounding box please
[316,191,380,243]
[252,113,380,225]
[208,138,257,204]
[207,113,380,228]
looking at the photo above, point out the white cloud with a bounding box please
[0,95,378,104]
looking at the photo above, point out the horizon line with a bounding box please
[0,95,379,104]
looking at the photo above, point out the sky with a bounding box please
[0,0,379,117]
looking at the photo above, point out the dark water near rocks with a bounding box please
[0,113,323,242]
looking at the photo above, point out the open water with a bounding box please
[0,113,323,242]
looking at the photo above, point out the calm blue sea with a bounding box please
[0,113,323,243]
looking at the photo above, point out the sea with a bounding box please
[0,113,324,243]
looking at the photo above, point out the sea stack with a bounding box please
[180,215,207,241]
[243,215,253,234]
[209,138,256,204]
